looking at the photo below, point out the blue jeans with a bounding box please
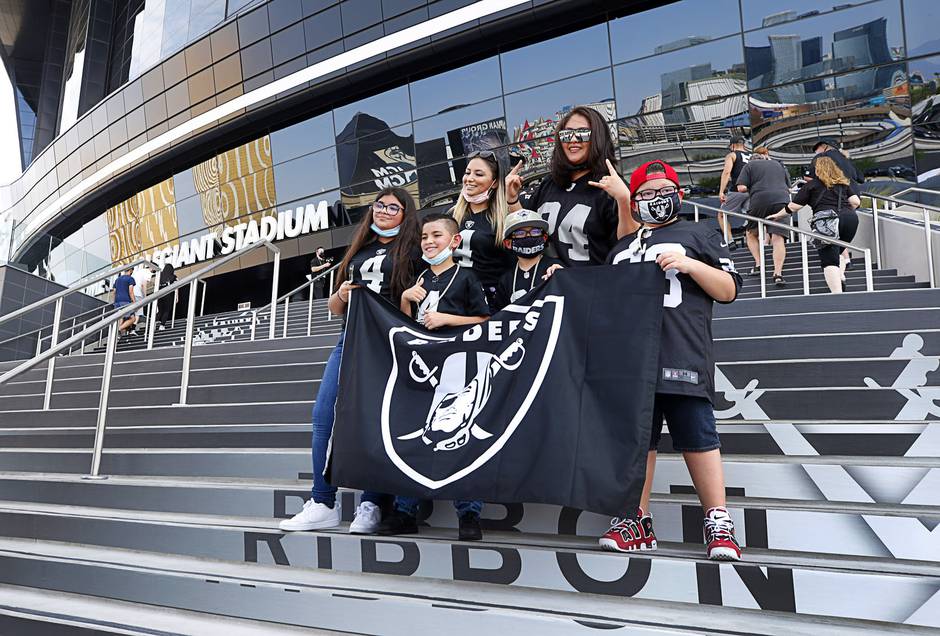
[311,330,387,508]
[394,496,482,518]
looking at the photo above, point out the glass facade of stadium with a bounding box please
[1,0,939,310]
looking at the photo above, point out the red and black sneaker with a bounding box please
[704,507,741,561]
[598,509,657,553]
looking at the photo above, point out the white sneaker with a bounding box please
[278,499,340,531]
[349,501,381,534]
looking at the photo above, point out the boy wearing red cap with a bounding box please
[592,159,743,560]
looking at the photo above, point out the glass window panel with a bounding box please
[416,158,464,208]
[500,23,610,94]
[614,36,745,116]
[175,194,208,238]
[413,98,507,165]
[905,0,940,57]
[409,57,502,120]
[338,123,416,208]
[742,0,871,31]
[609,0,740,64]
[332,85,411,141]
[745,1,904,91]
[161,0,192,58]
[189,0,226,40]
[83,235,112,274]
[273,147,340,203]
[270,112,335,162]
[750,63,912,179]
[504,70,616,142]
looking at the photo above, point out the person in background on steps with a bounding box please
[113,267,137,337]
[769,156,860,294]
[735,146,791,287]
[598,159,744,561]
[507,105,627,267]
[308,247,333,300]
[450,150,515,309]
[156,263,177,330]
[810,138,863,272]
[376,213,489,541]
[717,136,750,245]
[279,187,420,535]
[493,209,563,311]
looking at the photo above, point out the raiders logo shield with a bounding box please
[381,296,564,489]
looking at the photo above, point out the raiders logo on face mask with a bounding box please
[380,296,565,489]
[632,193,681,225]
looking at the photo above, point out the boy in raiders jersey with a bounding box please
[381,213,488,540]
[493,209,563,311]
[600,160,744,561]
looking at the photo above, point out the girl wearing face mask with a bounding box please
[280,187,421,537]
[493,209,563,311]
[506,105,631,266]
[451,151,515,309]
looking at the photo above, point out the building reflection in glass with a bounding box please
[911,55,940,186]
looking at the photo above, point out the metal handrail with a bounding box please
[862,191,936,288]
[0,239,281,479]
[0,257,158,327]
[250,262,340,340]
[0,301,110,351]
[37,304,117,353]
[687,199,874,297]
[892,187,940,209]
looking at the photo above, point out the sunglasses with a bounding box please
[467,150,497,160]
[509,227,545,239]
[558,127,592,143]
[372,201,403,215]
[633,185,678,201]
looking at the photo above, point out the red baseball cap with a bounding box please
[629,160,680,195]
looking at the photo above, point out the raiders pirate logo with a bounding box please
[647,198,673,223]
[465,220,475,229]
[380,296,565,489]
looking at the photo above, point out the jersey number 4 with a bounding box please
[611,243,685,308]
[359,255,387,293]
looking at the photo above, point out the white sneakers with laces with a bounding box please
[278,499,340,531]
[349,501,382,534]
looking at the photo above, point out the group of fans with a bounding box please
[279,104,747,562]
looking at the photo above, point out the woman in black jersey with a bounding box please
[280,187,420,535]
[507,105,631,265]
[451,151,515,308]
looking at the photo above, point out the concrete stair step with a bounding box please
[715,288,940,317]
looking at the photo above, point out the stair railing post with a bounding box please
[872,200,882,268]
[693,203,699,223]
[42,297,64,410]
[722,214,730,246]
[269,252,281,340]
[924,208,936,288]
[250,310,257,341]
[282,296,290,338]
[147,269,161,351]
[327,269,335,322]
[800,233,810,296]
[84,321,118,480]
[200,280,207,317]
[171,290,178,329]
[758,222,766,299]
[307,283,314,336]
[863,248,874,292]
[177,280,199,406]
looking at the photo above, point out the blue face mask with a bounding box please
[422,247,452,266]
[371,223,400,238]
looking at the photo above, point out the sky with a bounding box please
[0,57,22,187]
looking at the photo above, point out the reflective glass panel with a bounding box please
[270,112,335,163]
[338,124,417,210]
[745,1,904,90]
[410,57,502,120]
[333,85,412,142]
[614,36,746,116]
[273,147,340,204]
[500,23,610,94]
[742,0,871,31]
[904,0,940,58]
[413,98,507,165]
[609,0,740,64]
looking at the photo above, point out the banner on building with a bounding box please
[329,264,665,516]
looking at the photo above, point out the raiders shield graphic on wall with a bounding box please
[329,264,665,516]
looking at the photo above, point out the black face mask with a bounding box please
[631,193,681,225]
[509,236,546,256]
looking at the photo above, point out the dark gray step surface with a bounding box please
[716,329,940,361]
[715,288,940,318]
[713,308,940,338]
[737,281,929,298]
[719,357,940,389]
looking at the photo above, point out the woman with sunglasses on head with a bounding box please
[506,106,632,266]
[451,150,515,308]
[280,187,421,536]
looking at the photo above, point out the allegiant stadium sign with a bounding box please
[150,200,329,269]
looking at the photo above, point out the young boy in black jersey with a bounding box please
[379,213,488,541]
[598,160,744,561]
[493,209,563,311]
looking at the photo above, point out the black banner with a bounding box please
[329,264,664,516]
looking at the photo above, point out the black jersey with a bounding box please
[348,239,398,304]
[727,150,750,191]
[519,173,618,267]
[452,209,514,290]
[607,220,742,401]
[412,264,490,322]
[493,256,563,312]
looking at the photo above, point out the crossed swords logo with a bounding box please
[397,338,527,452]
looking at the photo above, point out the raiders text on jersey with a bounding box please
[607,220,742,401]
[519,174,618,267]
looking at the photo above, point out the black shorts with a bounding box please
[649,393,721,452]
[745,203,790,237]
[817,210,859,268]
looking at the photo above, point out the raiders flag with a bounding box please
[329,264,664,516]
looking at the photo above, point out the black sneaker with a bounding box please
[458,513,482,541]
[773,274,786,287]
[376,510,418,535]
